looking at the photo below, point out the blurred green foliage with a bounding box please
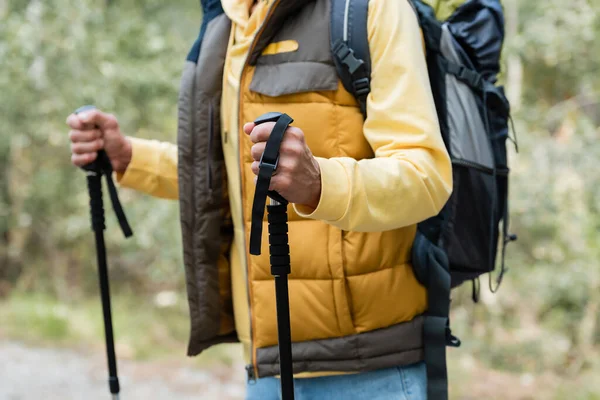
[1,0,599,398]
[0,0,200,297]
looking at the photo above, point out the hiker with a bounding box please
[67,0,456,398]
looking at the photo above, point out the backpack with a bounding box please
[330,0,518,398]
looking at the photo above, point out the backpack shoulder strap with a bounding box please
[330,0,421,116]
[330,0,371,116]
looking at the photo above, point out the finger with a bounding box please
[250,142,266,161]
[66,114,84,130]
[69,129,102,143]
[249,122,276,143]
[71,139,104,155]
[77,109,118,130]
[71,152,98,167]
[280,140,303,157]
[251,161,259,175]
[243,122,255,135]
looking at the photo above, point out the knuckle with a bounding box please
[106,113,117,124]
[288,144,303,157]
[85,110,98,122]
[290,127,304,140]
[281,141,294,154]
[279,159,295,172]
[289,157,300,170]
[280,176,292,189]
[276,160,288,172]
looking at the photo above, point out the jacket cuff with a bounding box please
[293,157,349,222]
[115,137,159,192]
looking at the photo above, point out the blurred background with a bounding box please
[0,0,599,399]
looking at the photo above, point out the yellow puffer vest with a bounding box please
[177,0,427,377]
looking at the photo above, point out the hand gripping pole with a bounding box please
[249,112,295,400]
[75,105,133,400]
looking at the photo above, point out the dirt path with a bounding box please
[0,341,246,400]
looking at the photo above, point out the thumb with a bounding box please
[77,109,118,130]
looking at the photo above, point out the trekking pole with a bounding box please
[75,105,133,400]
[249,112,295,400]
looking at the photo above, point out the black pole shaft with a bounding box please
[87,173,120,398]
[267,202,294,400]
[274,275,294,399]
[94,229,120,396]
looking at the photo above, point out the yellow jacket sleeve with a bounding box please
[116,137,179,200]
[294,0,452,232]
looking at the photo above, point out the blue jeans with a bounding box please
[245,362,427,400]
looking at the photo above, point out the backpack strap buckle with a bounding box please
[446,61,483,88]
[333,40,371,115]
[445,324,461,348]
[333,40,365,75]
[353,77,371,97]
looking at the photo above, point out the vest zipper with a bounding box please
[189,63,198,305]
[245,364,256,383]
[237,0,282,380]
[207,100,214,190]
